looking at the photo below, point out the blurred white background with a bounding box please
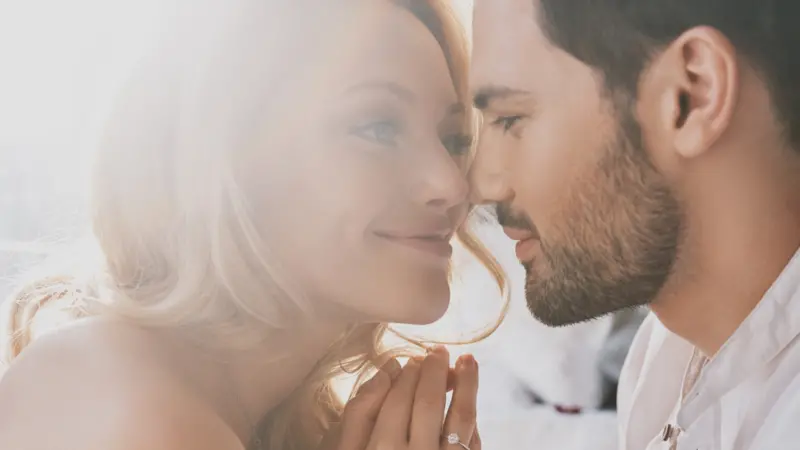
[0,1,620,448]
[1,0,168,288]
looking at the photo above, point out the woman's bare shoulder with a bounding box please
[0,318,243,450]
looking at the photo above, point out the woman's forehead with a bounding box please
[322,2,460,107]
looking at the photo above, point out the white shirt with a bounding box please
[617,249,800,450]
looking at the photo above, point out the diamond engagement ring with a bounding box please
[445,432,470,450]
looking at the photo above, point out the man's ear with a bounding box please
[646,26,739,160]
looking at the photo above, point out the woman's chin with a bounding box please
[393,284,451,325]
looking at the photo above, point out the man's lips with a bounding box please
[502,227,540,263]
[514,238,540,263]
[502,226,536,241]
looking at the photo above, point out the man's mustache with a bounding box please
[495,203,535,231]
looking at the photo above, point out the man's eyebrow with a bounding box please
[345,81,415,104]
[473,85,531,110]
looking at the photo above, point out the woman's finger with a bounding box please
[440,354,479,450]
[370,357,423,443]
[317,423,341,450]
[379,357,403,382]
[447,367,456,392]
[335,359,399,450]
[409,346,450,448]
[470,427,482,450]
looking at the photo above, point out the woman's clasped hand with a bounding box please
[322,346,480,450]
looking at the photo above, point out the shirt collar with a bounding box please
[679,247,800,424]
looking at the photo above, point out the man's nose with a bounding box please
[468,136,512,205]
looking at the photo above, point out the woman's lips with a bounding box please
[380,235,453,258]
[374,228,454,260]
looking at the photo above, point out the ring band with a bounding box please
[445,432,470,450]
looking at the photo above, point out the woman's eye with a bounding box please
[441,133,473,156]
[493,115,524,133]
[351,120,401,147]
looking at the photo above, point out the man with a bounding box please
[469,0,800,448]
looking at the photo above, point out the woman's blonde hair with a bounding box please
[0,1,507,449]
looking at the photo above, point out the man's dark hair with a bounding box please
[537,0,800,150]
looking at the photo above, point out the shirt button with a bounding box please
[661,424,674,441]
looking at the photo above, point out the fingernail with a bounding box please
[408,356,424,368]
[458,354,476,370]
[427,345,449,359]
[432,344,448,354]
[380,358,401,381]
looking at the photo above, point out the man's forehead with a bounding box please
[473,0,535,22]
[471,0,548,96]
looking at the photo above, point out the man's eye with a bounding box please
[493,115,524,133]
[351,120,401,147]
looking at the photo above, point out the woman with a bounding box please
[0,0,502,449]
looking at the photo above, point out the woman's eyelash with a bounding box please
[350,119,472,156]
[350,120,403,147]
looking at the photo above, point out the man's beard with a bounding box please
[518,105,682,327]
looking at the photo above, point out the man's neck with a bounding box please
[651,185,800,356]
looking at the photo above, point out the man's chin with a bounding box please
[525,289,616,327]
[528,304,589,327]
